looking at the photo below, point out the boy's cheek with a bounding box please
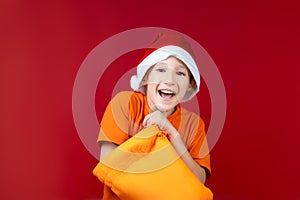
[147,78,160,85]
[148,73,164,82]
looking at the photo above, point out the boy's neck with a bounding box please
[149,104,177,117]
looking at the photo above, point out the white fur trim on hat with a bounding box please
[130,45,200,102]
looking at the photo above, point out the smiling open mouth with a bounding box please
[158,89,175,98]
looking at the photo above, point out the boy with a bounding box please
[97,31,211,199]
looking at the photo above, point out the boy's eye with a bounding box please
[176,71,186,76]
[156,68,166,72]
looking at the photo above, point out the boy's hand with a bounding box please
[143,110,170,130]
[143,110,176,138]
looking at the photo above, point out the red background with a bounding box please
[1,0,299,199]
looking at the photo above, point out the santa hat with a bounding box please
[130,31,200,102]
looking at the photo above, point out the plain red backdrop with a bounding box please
[1,0,299,199]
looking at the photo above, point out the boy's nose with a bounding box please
[163,71,176,85]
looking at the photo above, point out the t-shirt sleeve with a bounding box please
[188,118,211,178]
[98,91,132,145]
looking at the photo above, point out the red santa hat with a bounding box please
[130,31,200,102]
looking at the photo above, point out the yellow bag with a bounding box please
[93,125,213,200]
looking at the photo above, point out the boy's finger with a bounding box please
[142,116,147,127]
[142,114,151,127]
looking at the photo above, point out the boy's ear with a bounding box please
[141,79,147,86]
[187,84,193,91]
[188,78,196,92]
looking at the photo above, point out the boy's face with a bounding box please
[144,56,192,116]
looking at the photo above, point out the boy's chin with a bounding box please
[155,104,176,115]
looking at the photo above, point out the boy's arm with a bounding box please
[97,91,132,161]
[99,141,117,161]
[170,131,207,183]
[143,111,207,183]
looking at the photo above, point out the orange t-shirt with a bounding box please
[98,91,211,175]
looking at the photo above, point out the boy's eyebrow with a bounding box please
[157,61,187,69]
[177,64,187,69]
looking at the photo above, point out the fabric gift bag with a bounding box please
[93,125,213,200]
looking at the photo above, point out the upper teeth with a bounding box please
[160,89,174,94]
